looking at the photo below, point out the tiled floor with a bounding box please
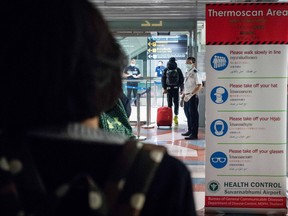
[130,106,206,215]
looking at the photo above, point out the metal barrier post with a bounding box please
[142,86,154,129]
[136,93,146,141]
[142,80,154,129]
[153,80,157,107]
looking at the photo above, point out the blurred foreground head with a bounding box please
[0,0,126,130]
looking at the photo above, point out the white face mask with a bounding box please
[131,64,135,67]
[186,64,193,70]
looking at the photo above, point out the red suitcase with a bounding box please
[157,94,173,128]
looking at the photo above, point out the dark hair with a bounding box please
[0,0,126,130]
[169,57,176,63]
[187,57,196,64]
[167,57,177,69]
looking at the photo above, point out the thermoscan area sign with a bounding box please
[205,3,288,214]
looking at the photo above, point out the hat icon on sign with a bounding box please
[214,87,225,103]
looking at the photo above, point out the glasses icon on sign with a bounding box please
[211,157,227,163]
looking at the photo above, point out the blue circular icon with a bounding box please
[210,53,229,71]
[210,86,228,104]
[210,119,228,137]
[210,151,228,169]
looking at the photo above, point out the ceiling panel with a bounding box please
[90,0,282,21]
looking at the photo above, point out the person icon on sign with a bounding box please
[214,120,224,136]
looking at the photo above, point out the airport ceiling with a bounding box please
[90,0,279,21]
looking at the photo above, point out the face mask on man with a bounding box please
[131,63,135,67]
[186,64,193,70]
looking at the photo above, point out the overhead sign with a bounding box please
[147,35,188,60]
[141,20,163,27]
[108,20,196,31]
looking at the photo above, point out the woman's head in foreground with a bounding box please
[0,0,126,130]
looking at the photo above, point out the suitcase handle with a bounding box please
[162,93,166,107]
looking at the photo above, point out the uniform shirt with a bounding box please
[183,67,202,101]
[155,65,165,77]
[124,65,141,80]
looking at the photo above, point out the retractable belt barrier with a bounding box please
[123,80,155,140]
[135,87,152,140]
[124,85,147,90]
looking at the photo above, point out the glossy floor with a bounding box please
[130,106,206,215]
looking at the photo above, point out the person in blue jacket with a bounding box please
[154,60,166,77]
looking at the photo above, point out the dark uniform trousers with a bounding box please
[183,95,199,138]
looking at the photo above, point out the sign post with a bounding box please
[205,3,288,214]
